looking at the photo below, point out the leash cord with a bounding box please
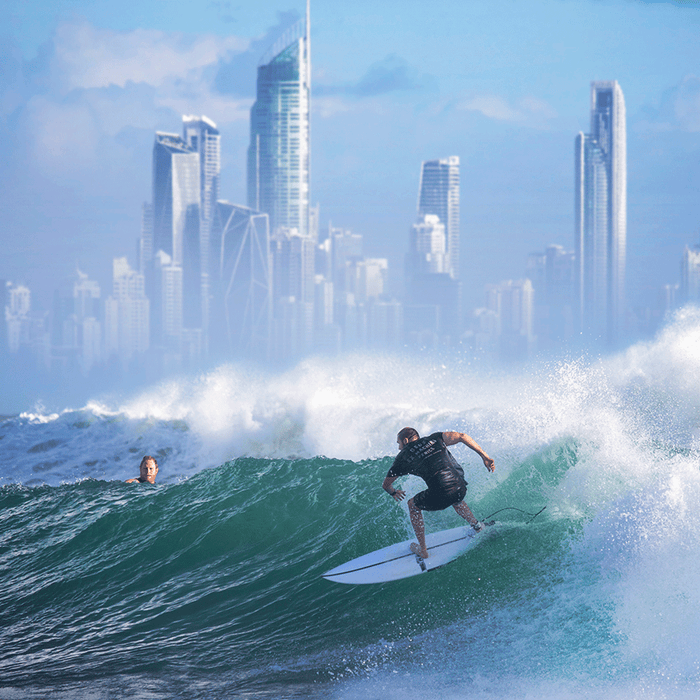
[484,505,547,524]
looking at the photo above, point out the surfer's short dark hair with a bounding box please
[397,427,419,443]
[139,455,158,469]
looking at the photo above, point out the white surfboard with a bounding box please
[322,524,492,585]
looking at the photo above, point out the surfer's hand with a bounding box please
[483,456,495,472]
[392,489,406,501]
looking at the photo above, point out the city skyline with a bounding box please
[1,0,699,333]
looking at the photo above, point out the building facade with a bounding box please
[681,244,700,304]
[105,258,150,364]
[417,156,460,279]
[209,201,272,360]
[247,7,310,239]
[574,81,627,346]
[183,115,221,347]
[151,131,201,354]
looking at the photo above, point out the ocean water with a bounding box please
[3,308,700,699]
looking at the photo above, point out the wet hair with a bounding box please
[139,455,158,470]
[397,427,420,444]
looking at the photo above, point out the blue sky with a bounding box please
[1,0,699,312]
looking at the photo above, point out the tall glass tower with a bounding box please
[152,132,200,269]
[574,132,608,340]
[247,1,310,238]
[417,156,460,279]
[574,81,626,346]
[152,131,201,336]
[182,115,221,348]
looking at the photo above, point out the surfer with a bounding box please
[125,456,159,484]
[382,428,495,559]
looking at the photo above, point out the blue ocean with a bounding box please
[3,309,700,699]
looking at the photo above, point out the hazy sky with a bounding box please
[1,0,699,312]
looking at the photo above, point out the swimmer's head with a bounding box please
[139,456,159,484]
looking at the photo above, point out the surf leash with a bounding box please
[484,505,546,524]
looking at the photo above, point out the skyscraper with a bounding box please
[575,81,627,346]
[408,214,448,276]
[406,158,462,344]
[417,156,460,279]
[105,258,149,363]
[681,244,700,304]
[485,279,536,360]
[153,132,200,267]
[209,202,272,359]
[183,115,221,346]
[247,1,310,238]
[152,131,201,348]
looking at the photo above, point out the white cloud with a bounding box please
[313,96,351,118]
[458,94,558,125]
[635,75,700,134]
[12,20,256,177]
[52,21,249,93]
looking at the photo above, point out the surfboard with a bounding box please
[322,523,493,585]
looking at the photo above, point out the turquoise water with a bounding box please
[3,309,700,698]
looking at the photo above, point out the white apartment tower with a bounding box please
[105,258,150,362]
[151,131,201,355]
[417,156,460,279]
[575,81,627,346]
[681,245,700,303]
[183,115,221,346]
[247,1,311,238]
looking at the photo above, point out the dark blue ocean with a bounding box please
[3,309,700,699]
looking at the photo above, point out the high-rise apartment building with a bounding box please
[139,202,154,275]
[681,244,700,303]
[527,245,575,349]
[417,156,460,279]
[183,115,221,346]
[152,131,201,352]
[485,279,536,360]
[247,3,310,238]
[5,283,31,354]
[408,214,448,276]
[575,81,627,346]
[209,202,272,359]
[105,258,150,363]
[406,159,462,344]
[152,250,183,352]
[153,132,201,267]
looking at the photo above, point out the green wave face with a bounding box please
[4,309,700,697]
[2,431,697,699]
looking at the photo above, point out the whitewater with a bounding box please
[2,307,700,699]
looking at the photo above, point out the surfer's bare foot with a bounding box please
[410,542,429,559]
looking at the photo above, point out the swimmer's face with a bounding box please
[140,459,159,484]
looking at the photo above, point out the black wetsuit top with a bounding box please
[386,432,467,511]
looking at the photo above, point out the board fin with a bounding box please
[414,553,427,572]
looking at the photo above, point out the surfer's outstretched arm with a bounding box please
[442,431,495,472]
[382,475,405,502]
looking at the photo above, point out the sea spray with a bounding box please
[2,310,700,697]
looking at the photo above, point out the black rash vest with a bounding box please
[387,432,466,492]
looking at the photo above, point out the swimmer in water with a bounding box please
[126,455,159,484]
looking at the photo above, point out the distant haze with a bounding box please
[1,0,699,312]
